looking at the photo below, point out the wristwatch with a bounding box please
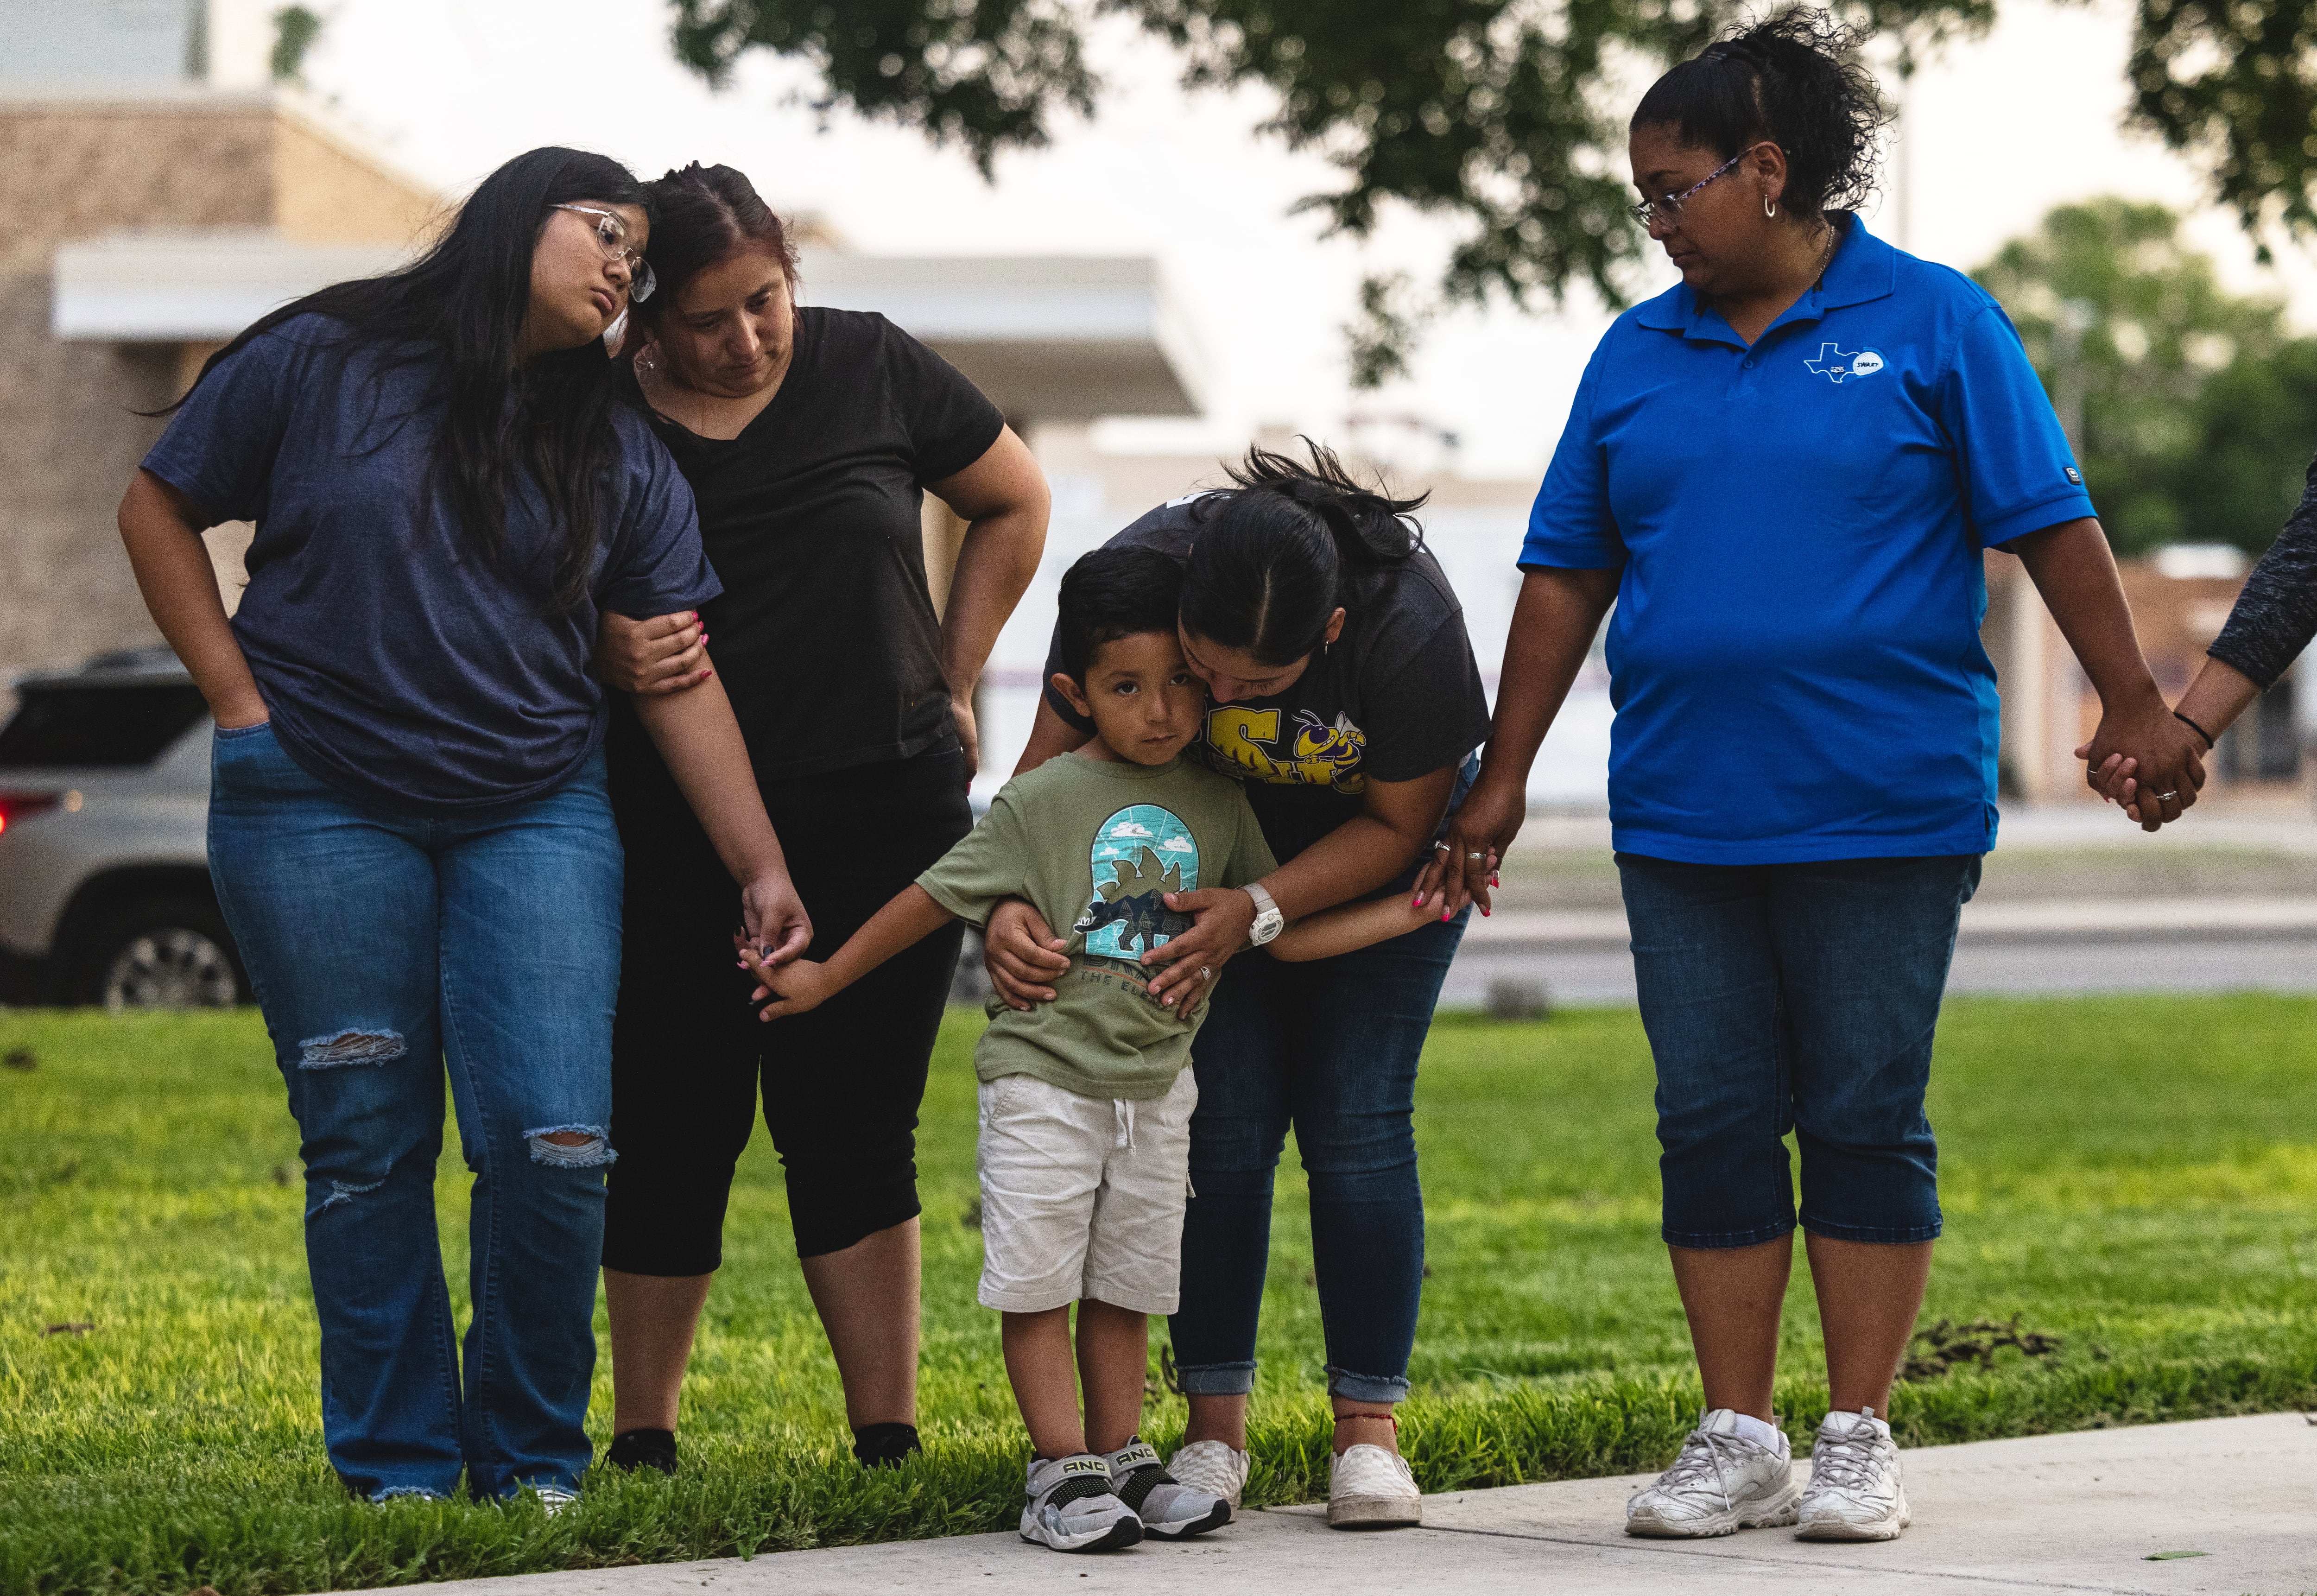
[1243,882,1285,946]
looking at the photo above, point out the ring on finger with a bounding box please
[1199,965,1212,981]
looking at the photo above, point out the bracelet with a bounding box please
[2172,709,2217,750]
[1334,1410,1399,1429]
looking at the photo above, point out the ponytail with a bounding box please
[1629,7,1887,220]
[1179,438,1426,668]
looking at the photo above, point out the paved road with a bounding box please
[379,1413,2316,1596]
[1445,896,2317,1008]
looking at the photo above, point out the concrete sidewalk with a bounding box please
[398,1413,2315,1596]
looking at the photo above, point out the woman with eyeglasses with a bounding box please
[116,148,809,1505]
[1436,12,2199,1541]
[586,163,1050,1476]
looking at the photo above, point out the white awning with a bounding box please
[52,231,1204,419]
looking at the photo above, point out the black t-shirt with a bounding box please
[1045,494,1493,867]
[639,307,1006,780]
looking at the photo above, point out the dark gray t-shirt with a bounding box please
[143,314,720,814]
[1044,494,1493,867]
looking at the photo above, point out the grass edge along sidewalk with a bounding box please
[4,1355,2312,1596]
[5,994,2316,1596]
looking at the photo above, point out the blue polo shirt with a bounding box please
[1522,215,2092,864]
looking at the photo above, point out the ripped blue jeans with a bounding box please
[208,721,621,1500]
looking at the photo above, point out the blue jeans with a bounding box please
[1617,852,1980,1249]
[1168,910,1467,1404]
[207,722,622,1500]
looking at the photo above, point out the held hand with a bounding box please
[1142,888,1255,1012]
[736,946,834,1020]
[2074,701,2206,832]
[984,898,1070,1011]
[950,695,981,785]
[738,870,813,968]
[1419,773,1524,916]
[597,609,710,695]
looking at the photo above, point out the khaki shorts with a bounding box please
[975,1070,1198,1315]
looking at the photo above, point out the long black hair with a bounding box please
[1179,440,1427,668]
[164,146,652,611]
[1629,8,1887,220]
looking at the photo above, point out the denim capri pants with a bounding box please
[1617,851,1981,1249]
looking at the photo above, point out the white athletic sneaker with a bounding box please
[1326,1443,1423,1528]
[1019,1454,1143,1552]
[1165,1439,1250,1509]
[1796,1408,1910,1541]
[530,1486,577,1516]
[1625,1410,1801,1538]
[1105,1436,1231,1538]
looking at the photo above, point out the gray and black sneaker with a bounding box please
[1019,1454,1143,1552]
[1105,1436,1232,1539]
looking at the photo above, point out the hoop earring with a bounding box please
[1765,194,1778,218]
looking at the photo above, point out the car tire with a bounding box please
[70,897,249,1012]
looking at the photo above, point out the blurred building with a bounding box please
[0,0,1203,680]
[1983,543,2311,806]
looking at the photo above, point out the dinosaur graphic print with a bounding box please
[1074,804,1200,959]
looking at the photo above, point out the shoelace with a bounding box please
[1806,1428,1886,1495]
[1654,1426,1754,1508]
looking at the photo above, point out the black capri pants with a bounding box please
[601,719,971,1271]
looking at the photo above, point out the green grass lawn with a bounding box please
[4,994,2315,1595]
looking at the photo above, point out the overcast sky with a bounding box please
[298,0,2317,481]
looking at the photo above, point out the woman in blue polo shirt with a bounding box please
[1440,13,2203,1543]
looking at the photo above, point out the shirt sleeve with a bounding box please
[140,330,303,528]
[1218,791,1281,889]
[2209,455,2317,690]
[1357,610,1494,784]
[1520,340,1627,572]
[915,785,1031,926]
[881,317,1007,485]
[1937,300,2099,548]
[596,422,723,618]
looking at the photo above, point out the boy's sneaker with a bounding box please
[1106,1436,1230,1538]
[1164,1439,1250,1509]
[1796,1409,1910,1540]
[606,1427,677,1475]
[1626,1410,1801,1537]
[1326,1443,1423,1528]
[1019,1454,1143,1552]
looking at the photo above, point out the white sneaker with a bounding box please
[1326,1443,1422,1528]
[1106,1436,1230,1538]
[1019,1454,1143,1552]
[1796,1409,1910,1540]
[530,1486,577,1516]
[1626,1410,1801,1538]
[1164,1439,1250,1509]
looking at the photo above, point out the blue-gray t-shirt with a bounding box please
[143,314,722,814]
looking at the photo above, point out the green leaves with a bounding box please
[1973,199,2317,554]
[2128,0,2317,255]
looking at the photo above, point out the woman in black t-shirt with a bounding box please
[591,165,1050,1474]
[987,444,1493,1528]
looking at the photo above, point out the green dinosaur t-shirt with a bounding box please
[917,751,1278,1100]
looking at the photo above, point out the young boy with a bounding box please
[741,546,1455,1552]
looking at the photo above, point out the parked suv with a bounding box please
[0,648,246,1009]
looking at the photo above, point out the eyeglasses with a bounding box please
[554,204,656,303]
[1627,145,1763,230]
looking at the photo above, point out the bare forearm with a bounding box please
[821,886,959,995]
[938,513,1043,703]
[1015,696,1086,776]
[1478,568,1618,790]
[1270,894,1427,962]
[2012,519,2164,711]
[630,678,785,883]
[2175,656,2263,744]
[118,470,266,726]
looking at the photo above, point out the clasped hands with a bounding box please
[2075,695,2209,832]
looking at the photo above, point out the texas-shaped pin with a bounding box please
[1804,342,1886,383]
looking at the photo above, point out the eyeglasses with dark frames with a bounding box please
[1627,144,1766,230]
